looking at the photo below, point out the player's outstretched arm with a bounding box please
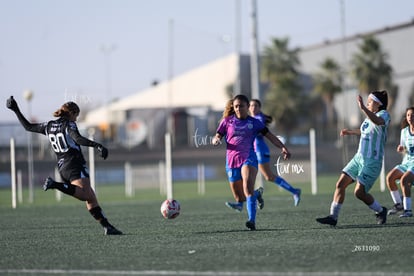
[357,95,385,126]
[264,131,291,160]
[340,128,361,136]
[68,126,109,160]
[211,133,223,146]
[6,96,44,133]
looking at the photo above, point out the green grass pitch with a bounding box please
[0,177,413,275]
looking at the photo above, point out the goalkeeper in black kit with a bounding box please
[7,96,122,235]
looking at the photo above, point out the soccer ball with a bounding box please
[160,199,180,219]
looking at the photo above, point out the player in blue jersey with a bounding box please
[316,90,390,226]
[7,96,122,235]
[249,99,301,207]
[386,106,414,217]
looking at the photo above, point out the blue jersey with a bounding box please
[252,112,270,154]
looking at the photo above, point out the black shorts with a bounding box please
[58,155,90,183]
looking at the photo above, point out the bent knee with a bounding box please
[401,178,413,188]
[354,189,364,199]
[354,185,367,199]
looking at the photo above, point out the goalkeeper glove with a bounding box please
[96,144,108,160]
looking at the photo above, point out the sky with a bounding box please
[1,0,413,123]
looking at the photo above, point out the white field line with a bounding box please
[0,269,410,276]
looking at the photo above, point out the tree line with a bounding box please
[258,35,403,141]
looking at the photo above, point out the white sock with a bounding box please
[390,190,402,204]
[403,197,412,210]
[330,202,342,220]
[369,200,383,213]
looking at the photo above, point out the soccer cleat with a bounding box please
[375,207,387,225]
[387,203,403,215]
[316,215,337,226]
[293,189,301,207]
[43,177,54,191]
[104,225,123,235]
[399,210,413,218]
[245,220,256,231]
[225,202,243,212]
[256,187,264,210]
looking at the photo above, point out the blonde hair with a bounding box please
[53,101,80,118]
[222,99,235,119]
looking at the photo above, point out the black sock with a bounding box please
[50,180,76,196]
[89,206,111,227]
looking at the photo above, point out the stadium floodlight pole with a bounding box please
[233,0,242,96]
[339,0,349,165]
[23,89,34,203]
[167,18,174,135]
[250,0,260,101]
[250,0,264,189]
[165,18,174,200]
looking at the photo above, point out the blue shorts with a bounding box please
[226,159,258,182]
[255,138,270,164]
[256,151,270,164]
[343,154,382,192]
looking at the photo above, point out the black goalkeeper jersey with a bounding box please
[18,117,98,164]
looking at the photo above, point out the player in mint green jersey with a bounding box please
[386,106,414,217]
[316,90,390,226]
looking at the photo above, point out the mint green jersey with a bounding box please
[400,126,414,164]
[357,110,390,160]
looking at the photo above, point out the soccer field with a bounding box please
[0,179,413,275]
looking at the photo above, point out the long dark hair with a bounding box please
[53,101,80,119]
[370,90,388,111]
[233,94,250,105]
[401,106,414,129]
[250,98,273,125]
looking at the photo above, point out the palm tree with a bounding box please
[351,36,392,93]
[262,38,300,82]
[351,35,398,112]
[261,37,305,138]
[312,57,342,128]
